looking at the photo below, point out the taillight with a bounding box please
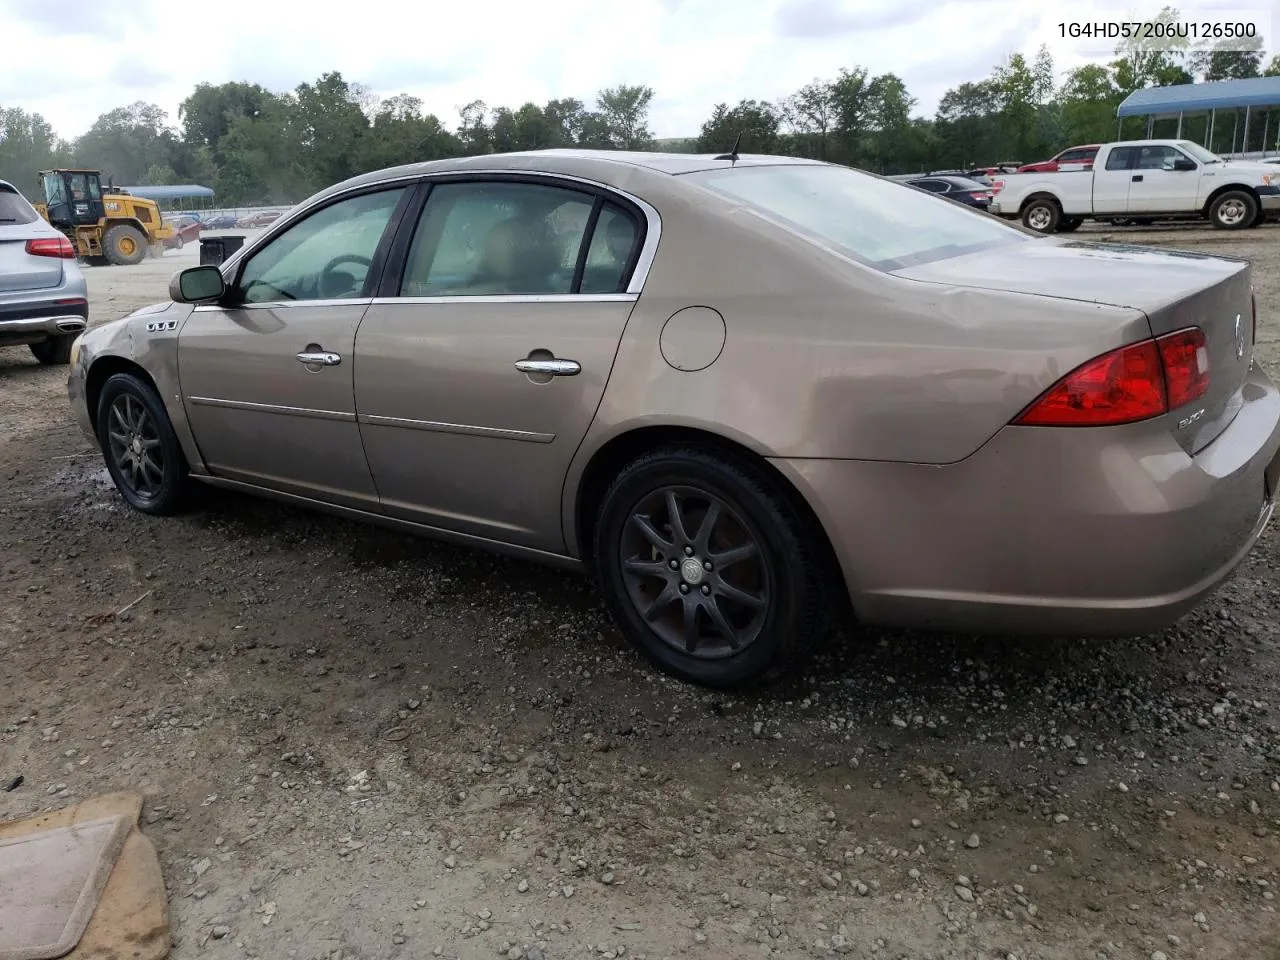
[992,179,1005,194]
[970,191,991,202]
[1157,328,1210,408]
[25,236,76,259]
[1014,327,1209,427]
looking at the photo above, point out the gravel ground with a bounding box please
[1,224,1279,960]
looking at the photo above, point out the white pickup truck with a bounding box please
[989,139,1280,233]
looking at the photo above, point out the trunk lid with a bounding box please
[0,187,64,293]
[893,238,1254,453]
[0,228,64,292]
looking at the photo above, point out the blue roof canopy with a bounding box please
[1118,77,1280,117]
[118,184,215,200]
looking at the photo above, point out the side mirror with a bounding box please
[170,265,225,304]
[1172,158,1197,172]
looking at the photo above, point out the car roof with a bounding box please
[315,149,828,206]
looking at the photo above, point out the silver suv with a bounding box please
[0,178,88,364]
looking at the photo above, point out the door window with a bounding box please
[234,188,406,304]
[400,181,602,297]
[1104,148,1137,171]
[1134,145,1188,170]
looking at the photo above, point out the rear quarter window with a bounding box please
[0,187,39,225]
[686,164,1027,271]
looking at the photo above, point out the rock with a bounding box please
[507,949,524,960]
[821,874,839,890]
[601,872,615,885]
[965,833,980,849]
[1151,952,1168,960]
[910,818,923,828]
[1053,813,1070,824]
[211,925,230,940]
[955,885,974,902]
[443,855,457,870]
[517,879,530,893]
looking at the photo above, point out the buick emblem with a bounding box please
[1235,313,1246,360]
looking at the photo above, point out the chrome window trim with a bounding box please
[217,170,663,297]
[193,297,374,312]
[368,293,639,306]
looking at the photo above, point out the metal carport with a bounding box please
[1116,77,1280,157]
[118,183,216,212]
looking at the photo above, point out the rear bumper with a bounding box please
[772,363,1280,637]
[0,299,88,342]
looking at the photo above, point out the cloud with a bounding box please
[1,0,1210,141]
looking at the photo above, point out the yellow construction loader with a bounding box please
[34,169,173,265]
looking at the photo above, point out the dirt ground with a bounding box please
[2,224,1279,960]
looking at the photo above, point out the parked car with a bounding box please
[202,215,239,229]
[900,174,992,209]
[234,211,281,228]
[0,178,87,364]
[163,215,202,250]
[67,150,1280,687]
[991,139,1280,232]
[1018,144,1102,173]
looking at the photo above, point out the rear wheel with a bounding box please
[593,446,835,688]
[1057,217,1083,233]
[1209,190,1257,230]
[103,224,147,265]
[1021,198,1061,233]
[29,335,74,365]
[96,372,192,515]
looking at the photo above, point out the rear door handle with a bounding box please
[296,350,342,366]
[514,358,581,376]
[1132,175,1144,182]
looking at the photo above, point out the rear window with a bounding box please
[0,187,39,225]
[685,164,1027,271]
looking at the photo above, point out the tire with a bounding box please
[1057,217,1083,233]
[96,372,192,515]
[1209,190,1257,230]
[592,445,836,688]
[1021,197,1060,233]
[102,224,147,265]
[29,335,74,365]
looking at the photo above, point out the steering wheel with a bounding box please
[318,254,373,299]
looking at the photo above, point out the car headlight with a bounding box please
[70,334,83,368]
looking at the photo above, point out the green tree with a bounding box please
[1112,6,1192,92]
[696,99,780,153]
[933,81,1000,168]
[782,79,838,159]
[1057,64,1122,145]
[456,100,491,155]
[292,72,369,189]
[74,102,178,184]
[179,82,276,165]
[0,107,70,197]
[1191,36,1264,80]
[355,95,458,172]
[591,85,656,149]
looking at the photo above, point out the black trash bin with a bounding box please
[198,235,246,266]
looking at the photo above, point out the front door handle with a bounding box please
[296,350,342,366]
[1132,174,1144,182]
[514,358,580,376]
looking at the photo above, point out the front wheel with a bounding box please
[593,446,835,688]
[96,372,193,515]
[1210,190,1257,230]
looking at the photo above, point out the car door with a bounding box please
[1125,145,1195,213]
[354,177,651,553]
[1092,146,1135,213]
[177,184,412,510]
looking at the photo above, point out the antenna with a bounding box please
[713,131,743,164]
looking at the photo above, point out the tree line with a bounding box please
[1,5,1275,206]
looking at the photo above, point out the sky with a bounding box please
[2,0,1276,141]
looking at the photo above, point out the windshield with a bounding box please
[685,163,1027,271]
[1179,141,1223,164]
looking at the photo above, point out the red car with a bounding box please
[1018,145,1101,173]
[163,216,202,250]
[235,210,282,228]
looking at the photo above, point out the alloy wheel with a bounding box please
[106,393,165,500]
[618,485,772,660]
